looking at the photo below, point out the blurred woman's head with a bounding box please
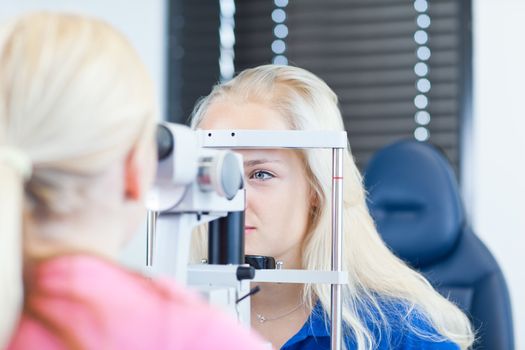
[190,64,473,349]
[0,12,157,346]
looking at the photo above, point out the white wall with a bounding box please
[0,0,167,270]
[0,0,166,113]
[472,0,525,347]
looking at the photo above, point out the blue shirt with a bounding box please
[281,302,459,350]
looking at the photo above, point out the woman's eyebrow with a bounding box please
[244,159,282,167]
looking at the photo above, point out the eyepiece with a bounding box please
[156,124,173,161]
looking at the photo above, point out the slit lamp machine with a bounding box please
[145,122,348,350]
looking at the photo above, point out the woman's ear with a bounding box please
[308,185,320,216]
[124,149,142,200]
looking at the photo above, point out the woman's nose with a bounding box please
[243,182,254,212]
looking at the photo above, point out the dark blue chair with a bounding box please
[364,140,514,350]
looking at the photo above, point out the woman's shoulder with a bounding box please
[134,275,269,349]
[282,299,459,350]
[15,255,267,350]
[93,259,268,349]
[365,298,460,349]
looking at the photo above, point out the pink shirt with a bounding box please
[8,255,268,350]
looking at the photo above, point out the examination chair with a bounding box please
[364,140,514,350]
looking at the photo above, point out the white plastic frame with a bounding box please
[199,129,347,350]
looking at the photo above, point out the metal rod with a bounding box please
[331,148,344,350]
[146,210,158,266]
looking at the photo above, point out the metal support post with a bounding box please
[331,148,344,350]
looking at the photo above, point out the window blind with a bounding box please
[167,0,221,124]
[234,0,472,174]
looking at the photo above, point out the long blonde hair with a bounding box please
[190,65,474,349]
[0,13,156,347]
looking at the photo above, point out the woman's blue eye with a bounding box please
[251,170,274,181]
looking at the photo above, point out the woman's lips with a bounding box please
[244,226,256,234]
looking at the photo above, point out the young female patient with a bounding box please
[190,65,475,349]
[0,12,266,350]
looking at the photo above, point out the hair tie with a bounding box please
[0,147,32,180]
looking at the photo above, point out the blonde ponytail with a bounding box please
[0,148,32,348]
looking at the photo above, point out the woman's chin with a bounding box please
[245,248,275,259]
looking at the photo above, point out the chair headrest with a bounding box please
[364,140,464,267]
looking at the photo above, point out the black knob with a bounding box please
[236,265,255,281]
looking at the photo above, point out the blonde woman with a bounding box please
[0,13,267,350]
[190,65,475,350]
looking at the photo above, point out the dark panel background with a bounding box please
[167,0,221,124]
[168,0,472,176]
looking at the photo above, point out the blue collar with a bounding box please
[281,302,330,348]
